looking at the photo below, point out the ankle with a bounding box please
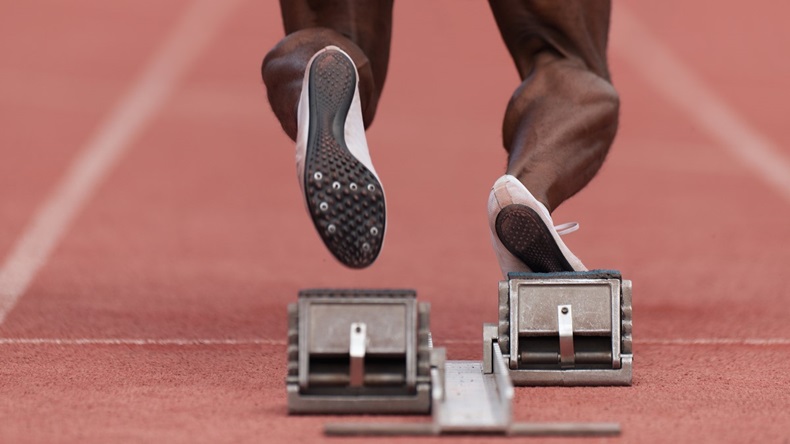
[506,173,554,213]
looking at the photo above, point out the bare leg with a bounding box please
[262,0,394,140]
[489,0,619,212]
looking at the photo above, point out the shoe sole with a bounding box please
[495,204,574,273]
[304,50,385,268]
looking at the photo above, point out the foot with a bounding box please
[487,175,586,277]
[295,46,386,268]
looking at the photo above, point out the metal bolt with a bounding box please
[327,224,336,234]
[319,202,329,211]
[370,227,379,236]
[313,172,323,181]
[361,242,370,251]
[367,184,375,192]
[349,183,358,191]
[332,181,341,190]
[561,307,569,315]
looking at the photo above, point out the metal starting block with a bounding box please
[286,287,625,437]
[286,289,432,414]
[485,270,633,386]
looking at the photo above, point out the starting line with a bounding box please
[1,338,788,347]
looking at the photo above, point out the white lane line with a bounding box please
[0,338,285,346]
[611,5,790,203]
[0,0,240,325]
[0,337,788,347]
[439,338,790,346]
[638,338,790,346]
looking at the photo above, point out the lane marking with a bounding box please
[610,5,790,203]
[0,338,285,346]
[0,0,240,325]
[637,338,790,346]
[440,338,790,346]
[1,337,788,346]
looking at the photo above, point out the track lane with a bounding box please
[0,0,789,442]
[0,0,190,263]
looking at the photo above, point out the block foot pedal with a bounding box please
[286,289,432,414]
[486,270,633,386]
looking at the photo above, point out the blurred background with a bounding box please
[1,0,788,441]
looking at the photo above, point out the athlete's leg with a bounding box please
[488,0,619,213]
[261,1,394,269]
[486,0,618,275]
[262,0,394,141]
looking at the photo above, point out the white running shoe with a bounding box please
[487,175,586,277]
[295,46,386,268]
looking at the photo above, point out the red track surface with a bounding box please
[1,1,789,442]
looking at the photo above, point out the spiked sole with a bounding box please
[495,204,574,273]
[303,50,386,268]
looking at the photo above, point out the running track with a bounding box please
[1,1,789,442]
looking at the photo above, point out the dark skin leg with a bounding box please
[489,0,620,213]
[263,0,617,214]
[261,0,394,141]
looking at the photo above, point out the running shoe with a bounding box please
[487,175,586,276]
[295,46,386,268]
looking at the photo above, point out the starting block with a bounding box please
[286,276,633,437]
[286,289,432,414]
[486,270,632,386]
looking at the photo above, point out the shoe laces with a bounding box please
[555,222,579,236]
